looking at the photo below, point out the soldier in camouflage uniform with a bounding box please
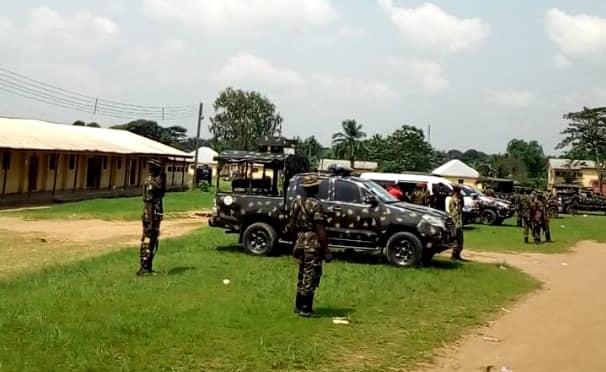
[513,192,523,227]
[137,159,166,276]
[526,192,544,244]
[522,192,534,244]
[412,182,431,207]
[540,193,552,242]
[289,174,331,317]
[448,186,464,261]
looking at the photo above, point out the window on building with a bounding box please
[68,154,76,170]
[2,152,11,170]
[117,157,122,170]
[334,180,361,203]
[102,156,108,170]
[49,154,57,170]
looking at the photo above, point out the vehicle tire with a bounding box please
[242,222,277,256]
[565,203,578,215]
[481,209,498,225]
[548,206,558,219]
[494,217,504,226]
[385,232,422,268]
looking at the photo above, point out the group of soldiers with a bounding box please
[513,191,552,244]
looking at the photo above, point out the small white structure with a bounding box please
[190,146,218,165]
[432,159,479,184]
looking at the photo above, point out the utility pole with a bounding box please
[427,124,431,144]
[192,102,204,189]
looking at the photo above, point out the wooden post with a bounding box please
[28,153,34,200]
[123,157,128,189]
[180,158,185,188]
[172,157,176,186]
[72,155,79,192]
[108,156,114,190]
[52,153,59,196]
[1,166,7,200]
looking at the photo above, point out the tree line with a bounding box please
[74,88,606,189]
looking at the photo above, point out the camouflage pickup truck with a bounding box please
[208,151,457,268]
[554,184,606,215]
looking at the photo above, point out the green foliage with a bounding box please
[332,119,367,168]
[197,180,211,192]
[8,191,213,221]
[506,139,546,179]
[110,119,191,150]
[72,120,100,128]
[373,125,434,173]
[209,87,283,152]
[557,106,606,190]
[297,136,323,167]
[0,228,537,372]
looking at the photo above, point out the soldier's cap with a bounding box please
[302,174,322,188]
[148,159,163,168]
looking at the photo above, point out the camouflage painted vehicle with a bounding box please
[458,185,514,225]
[209,151,457,268]
[554,184,606,214]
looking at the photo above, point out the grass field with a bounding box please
[5,191,213,221]
[0,228,539,372]
[465,215,606,254]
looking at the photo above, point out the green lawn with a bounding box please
[5,191,214,221]
[465,215,606,253]
[0,228,538,372]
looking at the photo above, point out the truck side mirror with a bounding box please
[364,194,379,206]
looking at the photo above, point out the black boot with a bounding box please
[294,293,303,314]
[296,294,312,318]
[545,233,551,242]
[524,237,529,244]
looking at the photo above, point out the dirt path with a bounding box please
[418,242,606,372]
[0,214,207,278]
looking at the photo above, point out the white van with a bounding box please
[359,172,479,224]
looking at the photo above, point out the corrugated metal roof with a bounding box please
[548,158,595,169]
[0,117,191,157]
[433,159,480,178]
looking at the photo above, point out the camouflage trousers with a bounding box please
[515,211,523,227]
[140,205,161,270]
[523,218,541,243]
[452,228,464,257]
[297,249,323,297]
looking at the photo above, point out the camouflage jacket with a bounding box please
[288,196,324,251]
[412,189,430,206]
[143,174,165,218]
[448,195,463,229]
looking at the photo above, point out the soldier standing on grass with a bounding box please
[137,159,166,276]
[522,191,534,244]
[513,191,523,227]
[540,193,552,242]
[289,174,332,317]
[447,186,464,261]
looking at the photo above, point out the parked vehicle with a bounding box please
[458,184,514,225]
[209,152,457,268]
[359,172,480,224]
[554,184,606,215]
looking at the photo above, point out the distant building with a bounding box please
[256,136,297,154]
[547,158,602,193]
[0,117,191,207]
[432,159,480,186]
[318,159,378,173]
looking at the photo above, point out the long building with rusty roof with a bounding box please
[0,117,192,206]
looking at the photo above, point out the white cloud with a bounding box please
[553,54,571,68]
[142,0,337,31]
[338,25,366,38]
[0,18,16,40]
[378,0,489,52]
[388,58,448,93]
[311,73,396,101]
[547,8,606,58]
[212,54,305,88]
[493,90,535,108]
[26,6,118,52]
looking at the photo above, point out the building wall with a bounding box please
[548,167,599,189]
[1,149,190,200]
[439,175,478,187]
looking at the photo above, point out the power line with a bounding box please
[0,65,198,120]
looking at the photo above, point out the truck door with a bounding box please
[324,180,371,248]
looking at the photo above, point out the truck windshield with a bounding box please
[364,180,399,203]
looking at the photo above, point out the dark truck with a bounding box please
[554,184,606,215]
[209,151,457,268]
[459,184,514,225]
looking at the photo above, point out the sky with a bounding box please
[2,0,606,154]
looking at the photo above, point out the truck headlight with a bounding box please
[422,214,446,229]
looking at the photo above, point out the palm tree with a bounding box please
[332,120,367,168]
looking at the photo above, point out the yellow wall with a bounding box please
[548,167,598,189]
[441,175,478,187]
[1,150,185,197]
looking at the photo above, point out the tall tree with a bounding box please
[332,119,367,168]
[86,122,100,128]
[111,120,190,150]
[491,154,528,182]
[506,139,546,179]
[209,87,283,151]
[557,106,606,192]
[378,125,434,173]
[72,120,85,126]
[297,136,323,167]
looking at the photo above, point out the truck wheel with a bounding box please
[481,209,498,225]
[566,203,578,215]
[242,222,277,256]
[385,232,422,268]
